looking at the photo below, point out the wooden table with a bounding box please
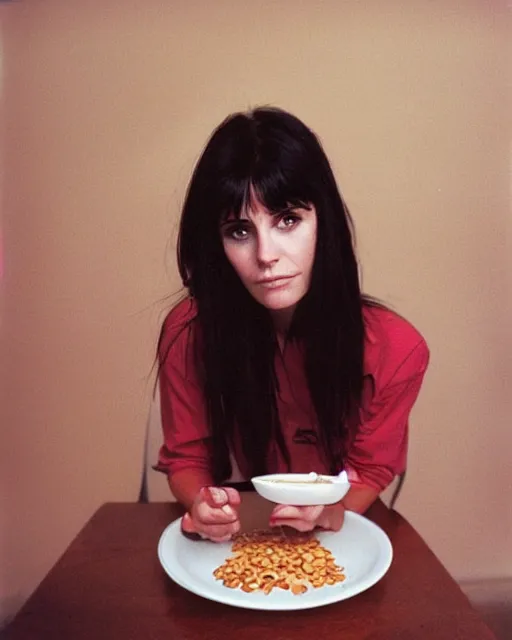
[3,495,497,640]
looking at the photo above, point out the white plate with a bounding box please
[158,512,393,611]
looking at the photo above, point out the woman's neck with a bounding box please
[271,306,296,351]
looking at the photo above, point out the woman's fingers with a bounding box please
[197,520,241,541]
[184,507,241,541]
[269,505,325,532]
[206,533,234,543]
[270,505,324,522]
[269,518,316,532]
[202,486,229,508]
[181,511,196,533]
[183,486,243,543]
[200,486,241,520]
[196,502,237,525]
[223,487,241,506]
[200,487,233,518]
[206,521,241,539]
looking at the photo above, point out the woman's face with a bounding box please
[220,197,317,324]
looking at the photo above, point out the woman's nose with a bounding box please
[256,231,279,266]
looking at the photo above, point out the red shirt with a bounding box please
[157,298,429,491]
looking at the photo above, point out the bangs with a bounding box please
[218,171,313,223]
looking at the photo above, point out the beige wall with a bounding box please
[1,0,510,624]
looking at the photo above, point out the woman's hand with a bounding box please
[181,486,241,542]
[269,502,345,532]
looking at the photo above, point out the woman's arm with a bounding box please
[342,484,380,514]
[168,468,215,512]
[345,339,430,495]
[157,303,219,502]
[269,337,429,533]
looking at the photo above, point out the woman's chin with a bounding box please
[257,296,300,312]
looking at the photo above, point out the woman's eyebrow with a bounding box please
[275,204,308,214]
[219,218,249,228]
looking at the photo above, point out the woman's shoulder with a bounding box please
[362,301,429,384]
[162,296,198,332]
[158,296,199,364]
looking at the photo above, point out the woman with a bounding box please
[156,106,429,542]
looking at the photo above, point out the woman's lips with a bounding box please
[256,275,297,288]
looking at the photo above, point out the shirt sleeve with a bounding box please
[345,339,430,491]
[155,318,213,477]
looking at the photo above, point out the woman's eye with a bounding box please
[277,214,300,229]
[228,226,249,241]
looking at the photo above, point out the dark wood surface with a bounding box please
[3,495,496,640]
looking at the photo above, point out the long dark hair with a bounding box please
[164,106,371,484]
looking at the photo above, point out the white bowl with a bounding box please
[251,471,350,506]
